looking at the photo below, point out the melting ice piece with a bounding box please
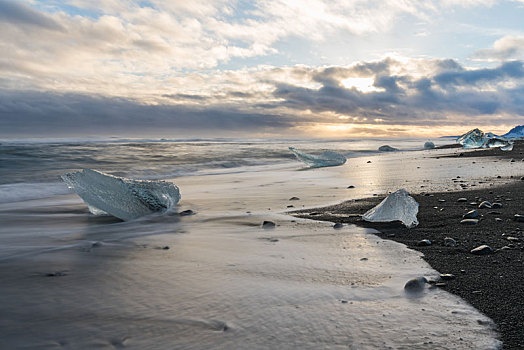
[62,169,180,221]
[484,138,514,151]
[423,141,435,149]
[289,147,346,168]
[378,145,398,152]
[457,128,489,149]
[362,189,419,228]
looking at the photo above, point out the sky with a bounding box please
[1,0,524,138]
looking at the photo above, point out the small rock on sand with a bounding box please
[179,209,196,216]
[460,218,479,225]
[289,197,300,201]
[491,202,503,209]
[417,239,432,246]
[347,185,355,189]
[333,223,343,229]
[262,221,276,229]
[444,237,457,247]
[470,245,493,255]
[463,210,479,219]
[404,277,428,292]
[478,201,492,209]
[440,274,456,280]
[457,198,467,202]
[514,214,524,222]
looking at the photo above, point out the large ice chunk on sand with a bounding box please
[457,128,488,149]
[62,169,180,221]
[289,147,346,168]
[362,189,419,228]
[484,138,514,151]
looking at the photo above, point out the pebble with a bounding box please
[287,205,294,208]
[460,218,479,225]
[417,239,432,246]
[507,236,521,242]
[162,246,170,250]
[360,257,368,261]
[495,218,503,222]
[470,245,494,255]
[289,197,300,200]
[435,282,447,287]
[438,199,446,202]
[333,223,343,229]
[440,274,456,280]
[457,198,467,202]
[491,202,503,209]
[367,161,372,163]
[404,277,428,292]
[347,185,355,189]
[463,210,479,219]
[262,221,276,229]
[444,237,457,247]
[46,271,67,277]
[514,214,524,222]
[478,201,492,209]
[179,209,196,216]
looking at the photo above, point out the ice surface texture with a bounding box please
[457,128,514,150]
[362,189,419,228]
[423,141,435,149]
[289,147,346,168]
[62,169,180,221]
[457,128,488,149]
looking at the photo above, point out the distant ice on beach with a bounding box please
[362,189,419,228]
[458,128,514,150]
[289,147,346,168]
[62,169,180,221]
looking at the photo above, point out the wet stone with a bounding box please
[514,214,524,222]
[333,223,343,229]
[444,237,457,247]
[179,209,196,216]
[491,202,503,209]
[463,210,479,219]
[470,245,494,255]
[404,277,428,292]
[478,201,492,209]
[417,239,432,246]
[347,185,355,189]
[440,274,456,280]
[460,218,479,225]
[457,198,467,202]
[289,197,300,200]
[262,221,276,229]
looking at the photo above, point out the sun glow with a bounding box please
[341,77,384,93]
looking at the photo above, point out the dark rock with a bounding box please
[262,221,276,229]
[378,145,398,152]
[179,209,196,216]
[440,274,456,280]
[444,237,457,247]
[463,210,479,219]
[514,214,524,222]
[491,202,502,209]
[438,199,446,202]
[162,246,170,250]
[289,197,300,200]
[461,219,479,225]
[495,218,503,222]
[287,205,294,208]
[470,245,494,255]
[347,185,355,189]
[457,198,467,202]
[360,257,368,261]
[367,160,372,163]
[507,236,521,242]
[269,238,279,243]
[404,277,428,292]
[478,201,492,209]
[333,223,343,229]
[46,271,67,277]
[417,239,432,246]
[435,282,447,287]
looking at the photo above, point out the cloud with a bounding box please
[473,35,524,61]
[0,0,63,31]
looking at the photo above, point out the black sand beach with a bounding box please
[292,142,524,349]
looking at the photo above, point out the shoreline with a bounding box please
[291,145,524,349]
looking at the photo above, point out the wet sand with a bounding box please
[292,142,524,349]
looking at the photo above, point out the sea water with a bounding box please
[0,137,516,349]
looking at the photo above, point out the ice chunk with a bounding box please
[378,145,398,152]
[457,128,488,149]
[62,169,180,221]
[484,138,514,151]
[423,141,435,149]
[362,189,419,228]
[289,147,346,168]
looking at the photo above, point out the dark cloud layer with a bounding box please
[1,58,524,137]
[0,90,292,137]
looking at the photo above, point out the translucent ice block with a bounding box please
[289,147,346,168]
[362,189,419,228]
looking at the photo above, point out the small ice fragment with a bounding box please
[423,141,435,149]
[289,147,346,168]
[362,189,419,228]
[500,142,514,151]
[378,145,398,152]
[61,169,180,221]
